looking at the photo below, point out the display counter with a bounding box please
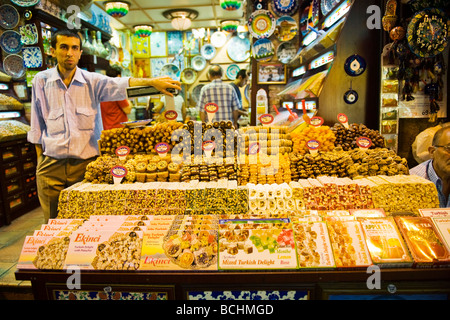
[15,268,450,300]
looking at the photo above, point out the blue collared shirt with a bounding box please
[409,159,450,208]
[197,79,240,122]
[27,67,130,159]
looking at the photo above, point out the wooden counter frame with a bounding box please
[15,268,450,300]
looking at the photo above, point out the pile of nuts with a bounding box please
[331,123,385,151]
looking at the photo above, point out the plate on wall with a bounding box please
[0,4,20,29]
[19,23,39,45]
[192,84,205,104]
[252,38,274,62]
[160,63,180,80]
[181,68,197,84]
[10,0,40,7]
[3,54,25,79]
[211,31,227,48]
[275,15,298,42]
[191,55,207,71]
[22,47,43,68]
[201,44,216,60]
[227,36,251,62]
[272,0,299,16]
[277,41,297,64]
[226,64,240,80]
[0,30,23,54]
[248,9,276,39]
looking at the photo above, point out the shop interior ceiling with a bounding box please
[93,0,246,32]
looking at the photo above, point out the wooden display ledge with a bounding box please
[15,268,450,300]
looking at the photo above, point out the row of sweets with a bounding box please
[57,174,439,220]
[18,212,450,271]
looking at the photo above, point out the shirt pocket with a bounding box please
[75,107,96,130]
[46,108,65,135]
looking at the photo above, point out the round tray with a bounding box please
[247,9,276,39]
[0,30,23,54]
[227,36,251,62]
[0,4,20,29]
[191,55,207,71]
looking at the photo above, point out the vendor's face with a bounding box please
[51,35,82,71]
[430,128,450,178]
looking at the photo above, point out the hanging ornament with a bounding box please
[381,0,397,32]
[343,81,358,104]
[220,0,242,11]
[344,54,366,76]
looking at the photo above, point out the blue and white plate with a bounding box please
[191,55,207,71]
[211,31,227,48]
[0,4,20,29]
[160,63,180,81]
[11,0,40,7]
[272,0,299,16]
[226,64,240,80]
[252,38,274,62]
[22,47,43,68]
[201,44,216,60]
[0,30,23,54]
[227,36,251,62]
[3,54,25,79]
[19,23,39,45]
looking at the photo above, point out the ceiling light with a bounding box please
[163,9,199,31]
[220,0,242,11]
[104,1,130,18]
[221,20,240,33]
[134,25,153,38]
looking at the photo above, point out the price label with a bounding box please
[309,116,324,127]
[165,110,178,121]
[202,140,215,158]
[115,146,130,161]
[249,142,260,155]
[259,114,274,126]
[307,139,320,154]
[356,137,372,150]
[155,142,170,157]
[205,102,219,123]
[337,113,349,129]
[111,166,128,184]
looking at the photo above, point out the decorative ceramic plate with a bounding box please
[181,68,197,84]
[192,55,207,71]
[275,15,298,42]
[0,4,20,29]
[0,31,23,55]
[201,44,216,60]
[160,63,180,80]
[22,47,43,68]
[252,38,275,62]
[272,0,299,16]
[344,54,366,76]
[227,36,251,62]
[211,31,227,48]
[19,23,39,45]
[244,84,250,102]
[343,89,358,104]
[192,84,205,104]
[321,0,335,16]
[248,10,276,39]
[3,54,25,79]
[11,0,40,7]
[277,41,297,64]
[121,119,152,127]
[226,64,240,80]
[109,46,119,62]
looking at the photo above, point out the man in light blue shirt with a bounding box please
[409,126,450,208]
[28,30,181,221]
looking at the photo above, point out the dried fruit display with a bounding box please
[331,123,385,151]
[291,125,336,154]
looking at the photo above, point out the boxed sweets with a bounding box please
[395,217,450,267]
[327,220,372,269]
[293,221,335,269]
[18,236,71,270]
[65,229,143,270]
[419,208,450,218]
[218,218,297,270]
[432,218,450,252]
[359,218,413,267]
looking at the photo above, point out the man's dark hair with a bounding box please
[208,64,223,78]
[236,69,248,79]
[106,65,121,77]
[51,29,82,49]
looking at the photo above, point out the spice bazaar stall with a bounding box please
[13,0,450,301]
